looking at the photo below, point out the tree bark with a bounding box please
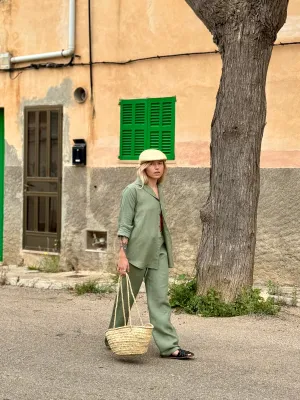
[185,0,289,301]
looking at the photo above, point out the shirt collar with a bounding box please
[134,178,161,200]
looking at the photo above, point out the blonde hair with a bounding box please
[137,161,167,186]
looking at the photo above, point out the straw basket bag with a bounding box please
[105,273,153,356]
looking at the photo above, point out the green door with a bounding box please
[0,109,4,261]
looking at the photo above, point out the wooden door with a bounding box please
[23,107,62,252]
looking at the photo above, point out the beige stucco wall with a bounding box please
[1,0,300,168]
[0,0,300,284]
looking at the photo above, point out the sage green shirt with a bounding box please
[117,178,174,269]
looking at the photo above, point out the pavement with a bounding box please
[1,264,300,306]
[1,285,300,400]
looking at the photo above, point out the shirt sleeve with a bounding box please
[117,186,137,238]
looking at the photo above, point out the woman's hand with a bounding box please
[117,255,130,276]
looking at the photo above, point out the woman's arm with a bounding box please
[117,186,136,275]
[117,186,136,238]
[117,236,129,276]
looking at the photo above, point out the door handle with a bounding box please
[24,183,34,191]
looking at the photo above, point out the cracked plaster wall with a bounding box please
[1,0,300,284]
[4,132,300,284]
[4,118,300,285]
[52,167,300,286]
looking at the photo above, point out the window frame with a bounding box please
[119,96,176,161]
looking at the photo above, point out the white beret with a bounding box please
[139,149,167,163]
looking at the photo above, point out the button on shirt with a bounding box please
[117,178,174,270]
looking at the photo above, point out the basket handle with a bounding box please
[113,273,144,328]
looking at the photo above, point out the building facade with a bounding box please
[0,0,300,284]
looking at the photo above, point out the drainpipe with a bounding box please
[10,0,75,64]
[88,0,95,117]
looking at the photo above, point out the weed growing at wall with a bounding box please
[266,280,299,307]
[0,265,8,285]
[28,255,61,273]
[74,280,115,295]
[267,280,283,296]
[169,277,280,317]
[291,286,298,307]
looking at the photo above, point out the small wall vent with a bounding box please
[86,230,107,251]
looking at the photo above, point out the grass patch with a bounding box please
[267,280,282,296]
[291,286,298,307]
[266,280,299,307]
[111,273,119,284]
[0,265,8,286]
[28,255,61,273]
[169,278,280,317]
[27,265,40,271]
[74,280,115,295]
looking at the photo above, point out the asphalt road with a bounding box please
[0,286,299,400]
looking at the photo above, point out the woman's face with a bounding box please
[145,161,164,180]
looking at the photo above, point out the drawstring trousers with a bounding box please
[108,237,180,356]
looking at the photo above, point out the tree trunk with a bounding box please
[185,0,289,301]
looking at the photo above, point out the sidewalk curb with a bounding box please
[1,265,148,292]
[1,264,299,305]
[6,277,74,290]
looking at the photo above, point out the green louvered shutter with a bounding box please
[119,97,175,160]
[119,100,147,160]
[148,97,175,160]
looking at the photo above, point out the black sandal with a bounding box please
[162,348,194,360]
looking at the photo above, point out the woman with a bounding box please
[106,149,194,360]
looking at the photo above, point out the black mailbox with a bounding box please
[72,139,86,166]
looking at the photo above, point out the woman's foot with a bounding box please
[162,348,194,360]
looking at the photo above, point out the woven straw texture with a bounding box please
[106,323,153,356]
[106,274,153,356]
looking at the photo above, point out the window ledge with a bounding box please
[85,249,107,253]
[22,249,60,256]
